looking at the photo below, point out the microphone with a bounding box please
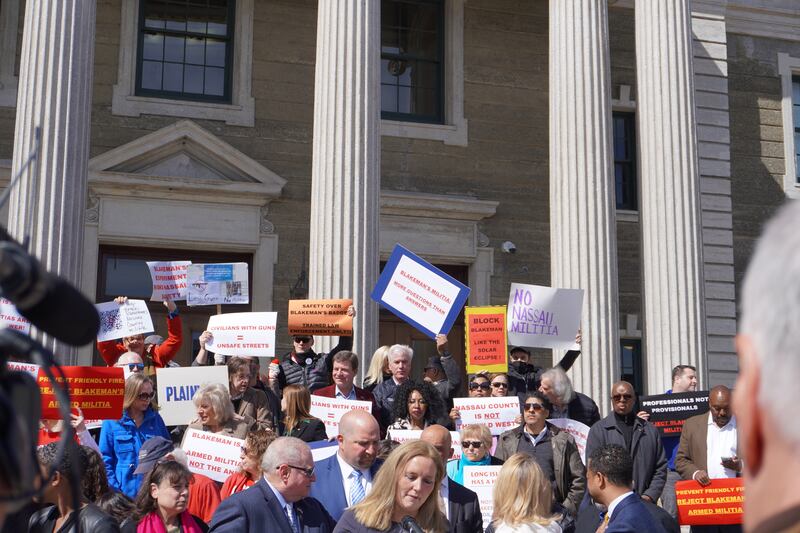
[401,516,425,533]
[0,233,100,347]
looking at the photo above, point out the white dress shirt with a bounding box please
[336,452,373,506]
[706,413,738,479]
[607,491,634,520]
[438,476,450,520]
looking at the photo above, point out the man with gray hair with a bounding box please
[210,436,335,532]
[735,201,800,533]
[372,344,413,428]
[538,366,600,427]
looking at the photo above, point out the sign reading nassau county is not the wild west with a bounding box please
[506,283,584,350]
[464,305,507,374]
[640,391,710,437]
[371,245,470,339]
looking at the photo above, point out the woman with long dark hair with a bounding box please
[388,380,447,431]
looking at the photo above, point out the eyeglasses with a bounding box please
[524,402,544,411]
[283,464,315,478]
[137,392,155,401]
[462,441,483,449]
[612,394,633,401]
[469,382,491,390]
[293,337,312,343]
[491,382,508,389]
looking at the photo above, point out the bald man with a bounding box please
[585,381,667,504]
[308,410,381,520]
[420,425,483,533]
[114,351,144,376]
[676,386,742,532]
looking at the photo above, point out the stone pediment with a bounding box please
[88,120,286,197]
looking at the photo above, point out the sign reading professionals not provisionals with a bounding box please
[639,391,710,437]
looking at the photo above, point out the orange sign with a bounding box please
[288,299,353,336]
[465,306,507,374]
[676,478,744,525]
[38,366,125,420]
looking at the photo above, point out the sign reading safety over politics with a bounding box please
[371,244,470,338]
[288,299,353,336]
[464,306,507,374]
[506,283,583,350]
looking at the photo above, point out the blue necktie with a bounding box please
[286,503,300,533]
[350,469,366,505]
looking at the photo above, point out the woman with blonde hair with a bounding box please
[280,384,327,442]
[489,453,561,533]
[334,440,448,533]
[99,372,170,498]
[363,345,391,391]
[189,382,254,439]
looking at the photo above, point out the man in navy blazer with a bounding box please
[210,436,335,533]
[585,444,666,533]
[309,409,382,520]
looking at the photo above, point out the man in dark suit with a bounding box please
[308,409,382,520]
[209,436,335,532]
[421,425,483,533]
[312,351,378,417]
[585,444,666,533]
[586,381,667,504]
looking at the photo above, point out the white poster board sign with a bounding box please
[463,465,503,531]
[6,361,39,378]
[156,366,230,426]
[187,262,249,306]
[506,283,584,350]
[147,261,192,301]
[0,298,31,335]
[386,429,462,459]
[95,300,155,342]
[181,428,244,483]
[310,441,339,462]
[452,397,520,436]
[549,418,590,464]
[205,312,277,357]
[310,396,373,439]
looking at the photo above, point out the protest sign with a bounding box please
[187,262,249,306]
[310,396,373,439]
[146,261,192,301]
[288,299,353,336]
[309,440,339,461]
[156,366,229,426]
[0,297,31,335]
[204,312,277,357]
[464,306,507,374]
[371,244,470,338]
[95,300,155,342]
[38,366,125,420]
[452,397,519,436]
[548,418,590,464]
[386,429,462,459]
[181,428,244,483]
[463,466,503,531]
[675,478,743,526]
[7,360,40,378]
[506,283,583,350]
[640,391,710,437]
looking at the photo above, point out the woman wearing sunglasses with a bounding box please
[448,373,492,423]
[494,391,585,517]
[99,372,170,498]
[489,373,511,397]
[446,424,504,485]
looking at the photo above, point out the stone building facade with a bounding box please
[0,0,798,406]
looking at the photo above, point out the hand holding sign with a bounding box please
[288,299,354,336]
[147,261,191,301]
[96,298,155,342]
[205,312,277,357]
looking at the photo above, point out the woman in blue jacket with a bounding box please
[99,372,169,498]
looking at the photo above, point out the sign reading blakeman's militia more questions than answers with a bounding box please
[506,283,584,350]
[371,244,470,339]
[640,391,710,437]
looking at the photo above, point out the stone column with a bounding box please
[549,0,620,406]
[635,0,707,392]
[8,0,96,362]
[309,0,380,377]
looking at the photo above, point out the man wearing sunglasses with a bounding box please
[586,381,667,506]
[495,391,586,516]
[114,351,145,376]
[269,306,356,396]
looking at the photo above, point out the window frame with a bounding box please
[778,53,800,197]
[612,111,638,212]
[134,0,236,103]
[619,337,644,397]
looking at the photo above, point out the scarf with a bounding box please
[449,453,491,485]
[137,510,203,533]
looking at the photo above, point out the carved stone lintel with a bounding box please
[260,204,274,235]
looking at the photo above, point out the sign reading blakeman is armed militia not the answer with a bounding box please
[640,391,710,437]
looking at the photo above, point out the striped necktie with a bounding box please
[286,503,300,533]
[350,469,366,505]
